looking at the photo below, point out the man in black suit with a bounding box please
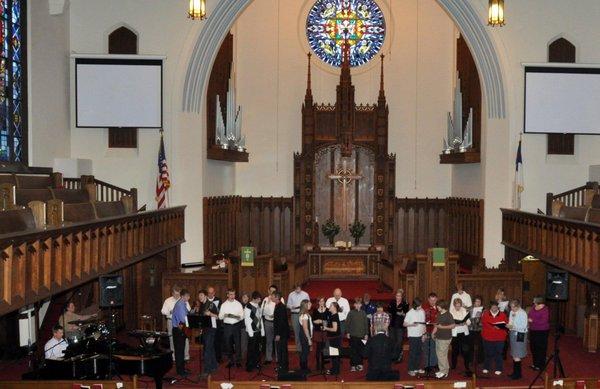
[207,286,223,362]
[272,291,289,372]
[363,322,401,381]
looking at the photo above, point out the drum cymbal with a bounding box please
[68,317,100,325]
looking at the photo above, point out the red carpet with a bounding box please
[304,280,394,301]
[2,334,599,388]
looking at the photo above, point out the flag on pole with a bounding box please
[513,135,524,209]
[155,131,170,209]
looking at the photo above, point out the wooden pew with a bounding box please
[94,200,127,218]
[51,188,91,204]
[0,377,138,389]
[0,207,37,234]
[63,202,97,223]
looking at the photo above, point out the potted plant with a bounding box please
[349,219,366,246]
[321,219,340,246]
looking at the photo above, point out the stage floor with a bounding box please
[1,334,599,388]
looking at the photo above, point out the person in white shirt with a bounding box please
[287,284,310,353]
[161,285,190,361]
[244,291,265,372]
[326,288,351,334]
[450,297,472,375]
[450,283,472,310]
[507,299,528,380]
[218,289,244,367]
[404,297,426,376]
[44,325,68,360]
[261,284,278,364]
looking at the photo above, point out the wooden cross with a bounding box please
[328,160,362,228]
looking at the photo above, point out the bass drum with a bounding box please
[66,330,84,346]
[84,322,109,341]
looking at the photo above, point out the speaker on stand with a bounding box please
[99,274,124,379]
[546,270,568,301]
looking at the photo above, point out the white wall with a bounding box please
[492,0,600,213]
[28,0,71,167]
[65,0,207,263]
[232,0,455,198]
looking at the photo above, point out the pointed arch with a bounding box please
[182,0,506,119]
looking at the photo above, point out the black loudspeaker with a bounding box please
[99,274,124,307]
[546,270,568,301]
[277,370,307,381]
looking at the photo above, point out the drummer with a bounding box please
[59,302,97,338]
[44,325,68,360]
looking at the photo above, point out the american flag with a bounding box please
[155,133,170,209]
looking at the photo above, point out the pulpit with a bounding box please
[415,248,459,301]
[235,254,273,294]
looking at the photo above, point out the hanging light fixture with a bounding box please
[488,0,505,27]
[188,0,207,20]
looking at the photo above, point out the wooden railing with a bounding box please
[546,181,599,214]
[64,175,138,209]
[394,197,483,265]
[0,206,185,316]
[501,208,600,284]
[203,196,293,259]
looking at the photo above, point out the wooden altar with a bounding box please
[307,248,381,279]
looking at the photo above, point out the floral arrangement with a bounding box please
[321,219,341,245]
[349,219,366,245]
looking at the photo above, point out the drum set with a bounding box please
[64,316,111,358]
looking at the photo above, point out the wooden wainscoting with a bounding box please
[203,196,293,260]
[394,198,483,267]
[458,271,523,304]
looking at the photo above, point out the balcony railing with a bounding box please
[501,208,599,283]
[0,206,185,316]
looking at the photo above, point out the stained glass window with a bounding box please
[306,0,386,67]
[0,0,25,163]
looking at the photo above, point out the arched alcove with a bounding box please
[182,0,506,119]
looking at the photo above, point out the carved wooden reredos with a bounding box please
[294,46,396,257]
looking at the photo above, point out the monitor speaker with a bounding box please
[546,270,568,301]
[277,370,307,381]
[99,274,124,307]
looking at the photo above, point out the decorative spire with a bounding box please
[378,54,385,100]
[340,41,351,82]
[305,52,313,100]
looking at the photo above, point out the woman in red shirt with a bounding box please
[481,301,508,376]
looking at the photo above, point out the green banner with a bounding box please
[240,246,255,267]
[432,247,446,267]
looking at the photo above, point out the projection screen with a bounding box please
[524,66,600,134]
[75,57,163,128]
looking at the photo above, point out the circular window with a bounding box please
[306,0,386,68]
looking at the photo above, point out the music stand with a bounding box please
[187,313,206,378]
[251,335,275,380]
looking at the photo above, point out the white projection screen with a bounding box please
[75,58,163,128]
[524,66,600,134]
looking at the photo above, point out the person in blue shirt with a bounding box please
[172,289,191,377]
[362,293,377,321]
